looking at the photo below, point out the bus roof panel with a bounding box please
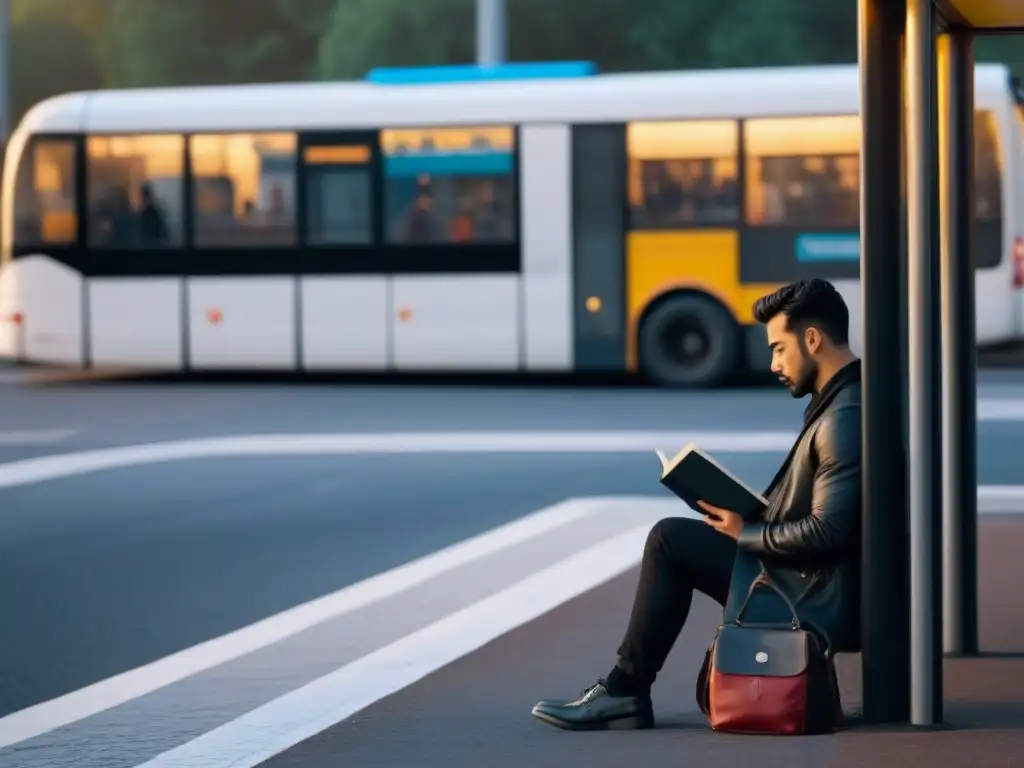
[17,63,1014,136]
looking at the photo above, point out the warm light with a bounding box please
[585,296,602,313]
[304,145,371,165]
[87,134,185,177]
[397,308,412,322]
[944,0,1024,28]
[206,308,223,325]
[745,115,861,157]
[628,121,737,160]
[190,133,296,217]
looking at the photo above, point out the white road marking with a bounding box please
[979,398,1024,420]
[0,496,616,750]
[0,430,1018,512]
[0,430,798,490]
[0,429,75,446]
[977,485,1024,513]
[132,523,653,768]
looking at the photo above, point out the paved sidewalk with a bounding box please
[261,515,1024,768]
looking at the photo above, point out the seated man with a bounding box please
[531,278,863,731]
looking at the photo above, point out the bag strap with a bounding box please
[731,565,836,657]
[733,569,801,629]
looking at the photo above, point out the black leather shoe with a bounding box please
[531,679,654,730]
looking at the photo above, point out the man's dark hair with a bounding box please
[752,278,850,346]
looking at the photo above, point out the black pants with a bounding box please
[615,517,737,686]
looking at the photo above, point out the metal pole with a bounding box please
[475,0,507,67]
[0,0,10,144]
[938,28,979,658]
[859,0,910,724]
[905,0,943,726]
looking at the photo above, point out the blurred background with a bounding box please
[12,0,1024,128]
[0,4,1023,767]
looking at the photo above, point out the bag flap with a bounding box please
[712,625,809,677]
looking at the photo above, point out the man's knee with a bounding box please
[645,517,690,553]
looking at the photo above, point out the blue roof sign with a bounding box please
[365,61,598,85]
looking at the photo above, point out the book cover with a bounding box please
[655,443,768,520]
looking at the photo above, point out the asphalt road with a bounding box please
[0,371,1020,767]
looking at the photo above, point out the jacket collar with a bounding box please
[803,358,861,427]
[765,358,861,495]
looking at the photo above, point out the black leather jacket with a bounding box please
[723,360,863,654]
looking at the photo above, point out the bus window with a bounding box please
[744,115,860,229]
[380,126,516,245]
[87,135,184,248]
[14,139,77,246]
[627,120,739,228]
[974,110,1002,221]
[303,144,373,246]
[190,133,297,247]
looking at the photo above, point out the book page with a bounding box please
[655,443,697,478]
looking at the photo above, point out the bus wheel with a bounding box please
[638,293,739,388]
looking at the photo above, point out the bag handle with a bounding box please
[731,566,835,657]
[733,569,802,629]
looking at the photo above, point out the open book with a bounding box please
[655,442,769,520]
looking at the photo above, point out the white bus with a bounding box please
[2,61,1022,386]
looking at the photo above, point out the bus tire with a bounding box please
[638,293,740,388]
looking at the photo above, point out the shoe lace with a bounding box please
[578,679,607,702]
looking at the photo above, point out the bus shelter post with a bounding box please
[858,0,911,724]
[475,0,507,66]
[938,26,979,659]
[906,0,944,725]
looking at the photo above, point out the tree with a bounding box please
[11,17,105,126]
[96,0,320,88]
[317,0,475,81]
[314,0,832,81]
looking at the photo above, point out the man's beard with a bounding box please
[781,345,818,398]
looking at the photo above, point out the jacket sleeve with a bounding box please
[736,405,861,559]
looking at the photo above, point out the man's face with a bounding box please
[766,313,818,398]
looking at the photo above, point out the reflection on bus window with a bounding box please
[745,115,860,228]
[14,139,78,245]
[380,126,516,245]
[190,133,296,247]
[303,144,373,245]
[627,120,739,228]
[87,135,184,248]
[744,111,1002,228]
[975,110,1002,220]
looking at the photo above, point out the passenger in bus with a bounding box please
[401,189,444,243]
[450,198,475,242]
[91,186,136,247]
[136,183,170,245]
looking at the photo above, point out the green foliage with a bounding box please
[10,16,104,124]
[317,0,474,80]
[10,0,1024,126]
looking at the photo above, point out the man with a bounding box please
[531,278,863,731]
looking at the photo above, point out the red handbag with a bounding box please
[696,572,843,735]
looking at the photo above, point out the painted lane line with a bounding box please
[978,399,1024,420]
[0,429,76,445]
[977,485,1024,513]
[0,496,610,750]
[0,430,1018,513]
[0,431,798,490]
[132,523,652,768]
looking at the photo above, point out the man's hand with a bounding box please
[697,500,745,540]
